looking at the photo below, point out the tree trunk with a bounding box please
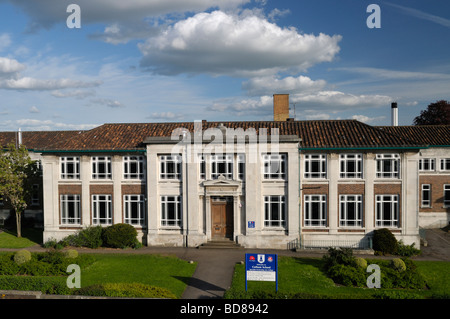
[16,211,22,238]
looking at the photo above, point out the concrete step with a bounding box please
[198,240,243,249]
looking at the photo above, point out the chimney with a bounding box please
[391,102,398,126]
[18,128,22,145]
[273,94,289,121]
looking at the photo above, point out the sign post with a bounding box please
[245,253,278,292]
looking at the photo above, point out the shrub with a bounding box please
[63,226,103,248]
[354,257,367,269]
[102,223,138,249]
[65,249,78,259]
[373,228,398,255]
[74,283,177,299]
[396,240,421,257]
[0,275,70,295]
[326,264,366,287]
[322,247,355,269]
[391,258,406,272]
[14,249,32,265]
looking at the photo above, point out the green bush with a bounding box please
[102,223,138,249]
[354,257,367,269]
[326,264,367,287]
[373,228,398,255]
[14,249,32,265]
[0,275,70,295]
[391,258,406,272]
[396,240,421,257]
[74,283,177,299]
[322,247,355,269]
[62,226,103,248]
[65,249,78,259]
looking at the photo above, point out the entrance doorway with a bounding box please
[211,197,233,240]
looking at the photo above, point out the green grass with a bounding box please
[80,253,197,298]
[225,257,450,299]
[0,228,42,248]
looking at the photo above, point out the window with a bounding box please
[31,184,40,206]
[161,196,181,227]
[419,158,435,171]
[263,154,286,179]
[92,195,112,225]
[237,154,245,180]
[60,195,81,225]
[199,155,206,180]
[440,159,450,171]
[339,154,362,178]
[304,154,327,178]
[160,155,182,180]
[61,157,80,179]
[211,154,233,179]
[376,154,400,178]
[264,196,286,227]
[444,185,450,208]
[124,156,145,179]
[375,195,399,228]
[92,157,112,179]
[124,195,145,226]
[339,195,363,227]
[421,184,431,208]
[304,195,327,227]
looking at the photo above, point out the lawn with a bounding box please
[0,228,42,248]
[224,256,450,299]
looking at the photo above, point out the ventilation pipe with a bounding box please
[391,102,398,126]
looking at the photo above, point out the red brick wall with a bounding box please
[419,175,450,213]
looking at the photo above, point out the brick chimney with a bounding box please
[273,94,289,121]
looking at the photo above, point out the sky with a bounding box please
[0,0,449,131]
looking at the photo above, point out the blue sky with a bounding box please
[0,0,449,131]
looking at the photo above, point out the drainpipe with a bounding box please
[298,148,302,250]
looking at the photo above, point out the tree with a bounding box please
[413,100,450,125]
[0,143,39,238]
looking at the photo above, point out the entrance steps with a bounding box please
[198,239,243,249]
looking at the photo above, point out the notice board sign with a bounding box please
[245,253,278,291]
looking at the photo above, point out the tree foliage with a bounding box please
[413,100,450,125]
[0,143,39,237]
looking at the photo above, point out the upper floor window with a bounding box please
[124,156,145,179]
[419,158,435,172]
[304,154,326,178]
[440,158,450,171]
[211,154,233,179]
[160,155,181,180]
[262,153,286,180]
[92,156,112,179]
[376,154,400,178]
[237,154,245,181]
[339,154,362,178]
[61,157,80,179]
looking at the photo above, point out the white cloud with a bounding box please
[243,75,327,96]
[0,33,11,51]
[149,111,185,121]
[29,106,40,113]
[90,98,124,108]
[139,10,341,76]
[0,57,26,75]
[0,77,102,90]
[351,114,385,124]
[51,89,96,99]
[8,118,98,131]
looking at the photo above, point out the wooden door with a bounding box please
[211,199,233,239]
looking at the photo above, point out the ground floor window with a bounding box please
[161,196,181,227]
[304,195,327,227]
[339,195,363,227]
[444,185,450,208]
[421,184,431,208]
[92,195,112,225]
[60,194,80,225]
[124,195,145,226]
[375,195,398,227]
[264,195,286,227]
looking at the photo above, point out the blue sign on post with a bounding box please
[245,253,278,291]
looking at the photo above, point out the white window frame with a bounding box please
[199,155,206,180]
[161,195,182,227]
[376,154,400,178]
[419,158,435,172]
[421,184,431,208]
[92,156,112,179]
[60,157,80,179]
[92,194,112,225]
[124,156,145,179]
[304,195,327,227]
[60,194,81,225]
[262,153,286,180]
[339,195,363,227]
[237,154,245,181]
[160,155,182,180]
[304,154,327,178]
[211,154,233,180]
[339,154,362,178]
[444,185,450,208]
[264,195,286,228]
[375,195,399,228]
[440,158,450,171]
[124,195,145,226]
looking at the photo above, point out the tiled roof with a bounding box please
[0,130,84,150]
[29,120,424,152]
[378,125,450,146]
